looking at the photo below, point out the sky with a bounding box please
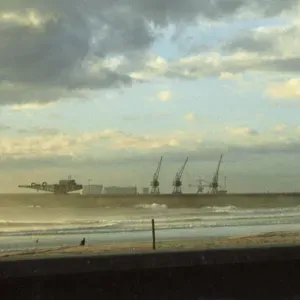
[1,0,300,193]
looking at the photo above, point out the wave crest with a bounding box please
[134,203,168,209]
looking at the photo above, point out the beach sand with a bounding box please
[1,230,300,260]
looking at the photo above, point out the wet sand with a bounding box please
[1,230,300,260]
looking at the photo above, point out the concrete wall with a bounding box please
[3,193,300,208]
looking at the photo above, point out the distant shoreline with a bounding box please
[2,192,300,208]
[2,192,300,195]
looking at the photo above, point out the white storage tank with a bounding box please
[81,185,103,195]
[103,186,137,195]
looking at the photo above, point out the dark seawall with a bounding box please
[2,245,300,299]
[2,193,300,208]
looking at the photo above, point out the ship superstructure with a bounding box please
[18,176,83,194]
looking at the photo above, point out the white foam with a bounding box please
[134,203,168,209]
[2,204,300,237]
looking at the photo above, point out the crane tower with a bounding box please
[150,156,163,194]
[209,154,223,194]
[172,157,188,194]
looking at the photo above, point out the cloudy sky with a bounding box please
[1,0,300,193]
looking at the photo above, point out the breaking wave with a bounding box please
[2,203,300,237]
[134,203,168,209]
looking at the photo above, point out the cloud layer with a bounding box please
[2,0,300,193]
[1,125,300,171]
[1,0,300,107]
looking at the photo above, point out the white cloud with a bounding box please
[113,136,179,150]
[0,129,192,159]
[184,113,197,121]
[130,56,168,80]
[2,0,300,110]
[273,124,288,132]
[11,102,55,111]
[256,113,266,119]
[2,125,300,178]
[0,10,46,27]
[219,72,243,80]
[156,90,172,102]
[267,78,300,100]
[226,126,259,137]
[2,124,297,161]
[127,22,300,98]
[0,129,114,159]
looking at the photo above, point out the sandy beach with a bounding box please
[1,230,300,260]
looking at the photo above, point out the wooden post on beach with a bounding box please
[152,219,156,250]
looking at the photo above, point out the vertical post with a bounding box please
[88,179,92,194]
[152,219,156,250]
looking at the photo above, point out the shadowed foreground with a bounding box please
[1,232,300,299]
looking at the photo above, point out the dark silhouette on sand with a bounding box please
[80,238,86,246]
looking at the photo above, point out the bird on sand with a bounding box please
[80,238,86,246]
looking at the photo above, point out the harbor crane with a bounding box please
[209,154,223,194]
[188,176,209,194]
[150,156,163,194]
[172,157,188,194]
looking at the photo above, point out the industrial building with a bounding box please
[80,184,103,195]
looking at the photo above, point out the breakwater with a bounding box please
[2,193,300,208]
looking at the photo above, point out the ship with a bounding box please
[18,176,83,194]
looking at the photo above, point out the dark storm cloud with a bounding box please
[261,57,300,73]
[1,0,297,19]
[255,0,299,17]
[223,23,300,54]
[132,0,244,25]
[223,33,275,54]
[1,17,89,84]
[0,0,299,106]
[132,0,299,25]
[0,0,153,106]
[219,23,300,74]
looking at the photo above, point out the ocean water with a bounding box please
[1,196,300,253]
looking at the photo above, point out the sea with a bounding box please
[1,194,300,253]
